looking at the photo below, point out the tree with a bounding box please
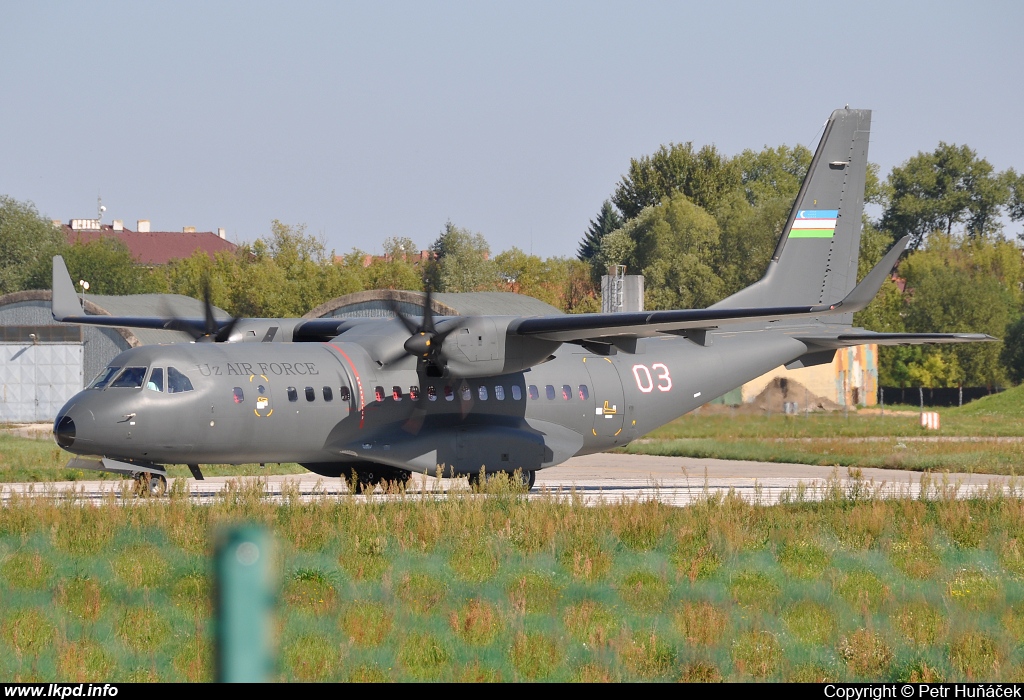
[362,237,424,291]
[898,235,1018,387]
[430,222,495,293]
[1000,317,1024,385]
[165,221,362,318]
[0,195,67,294]
[613,193,725,310]
[63,238,164,295]
[734,144,811,207]
[577,200,623,264]
[713,190,789,295]
[1008,169,1024,226]
[612,142,739,220]
[881,143,1012,248]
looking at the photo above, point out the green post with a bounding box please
[215,525,275,682]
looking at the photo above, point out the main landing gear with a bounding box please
[350,466,412,494]
[467,469,536,492]
[133,472,167,496]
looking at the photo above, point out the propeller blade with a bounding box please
[214,316,241,342]
[203,284,217,337]
[422,287,436,334]
[384,297,419,335]
[162,317,205,340]
[158,281,240,343]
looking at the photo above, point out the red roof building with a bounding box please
[61,219,237,265]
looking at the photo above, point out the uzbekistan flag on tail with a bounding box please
[789,209,838,238]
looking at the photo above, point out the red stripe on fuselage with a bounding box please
[326,343,366,429]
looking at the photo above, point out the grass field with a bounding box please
[5,482,1024,681]
[623,385,1024,475]
[0,433,307,483]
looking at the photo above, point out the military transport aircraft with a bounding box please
[50,108,993,492]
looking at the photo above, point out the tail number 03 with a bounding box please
[632,363,672,393]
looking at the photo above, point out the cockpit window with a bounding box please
[167,366,194,393]
[110,367,147,389]
[89,366,121,389]
[147,368,164,392]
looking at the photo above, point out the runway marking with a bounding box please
[0,468,1013,507]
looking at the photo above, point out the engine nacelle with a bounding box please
[441,316,560,378]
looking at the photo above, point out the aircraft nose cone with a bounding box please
[54,415,76,448]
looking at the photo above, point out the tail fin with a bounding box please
[711,108,871,324]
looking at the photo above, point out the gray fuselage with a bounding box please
[54,328,808,477]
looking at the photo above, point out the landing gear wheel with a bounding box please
[353,470,381,494]
[468,469,536,492]
[514,469,536,491]
[351,466,410,494]
[383,470,412,492]
[134,473,167,496]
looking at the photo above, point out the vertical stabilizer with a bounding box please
[711,108,871,324]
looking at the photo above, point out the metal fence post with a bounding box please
[215,525,275,682]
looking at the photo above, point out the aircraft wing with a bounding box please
[510,236,912,343]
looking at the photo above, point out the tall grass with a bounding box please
[6,482,1024,680]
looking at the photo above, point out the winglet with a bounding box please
[826,236,910,315]
[51,255,84,321]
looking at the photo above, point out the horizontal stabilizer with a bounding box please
[797,331,998,348]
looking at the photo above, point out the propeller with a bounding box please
[162,281,240,342]
[382,288,472,435]
[382,288,467,371]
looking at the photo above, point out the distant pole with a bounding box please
[959,385,963,408]
[215,526,275,682]
[919,387,924,411]
[880,387,884,416]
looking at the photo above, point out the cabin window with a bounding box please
[409,386,420,401]
[579,385,590,401]
[340,387,351,402]
[392,386,403,401]
[478,385,488,401]
[111,367,147,389]
[374,386,385,402]
[528,385,539,400]
[323,387,333,401]
[562,384,572,401]
[494,385,505,400]
[287,387,298,402]
[427,386,437,402]
[512,385,522,401]
[89,366,121,389]
[147,368,164,392]
[305,386,315,402]
[166,367,194,393]
[444,385,454,401]
[233,387,244,403]
[545,385,556,400]
[461,385,472,401]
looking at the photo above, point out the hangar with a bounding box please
[0,290,224,422]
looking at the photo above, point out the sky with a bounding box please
[2,1,1022,258]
